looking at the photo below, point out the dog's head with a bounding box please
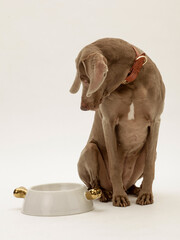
[70,50,108,111]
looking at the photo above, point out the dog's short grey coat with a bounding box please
[70,38,165,207]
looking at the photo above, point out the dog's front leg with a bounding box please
[136,120,160,205]
[102,119,130,207]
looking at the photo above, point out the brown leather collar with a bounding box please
[124,46,147,84]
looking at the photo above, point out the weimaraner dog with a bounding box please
[70,38,165,207]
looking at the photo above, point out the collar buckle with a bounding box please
[136,55,148,66]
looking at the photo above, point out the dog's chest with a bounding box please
[100,88,150,153]
[117,114,148,152]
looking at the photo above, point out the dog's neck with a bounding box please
[102,45,147,97]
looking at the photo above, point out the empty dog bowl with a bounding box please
[13,183,102,216]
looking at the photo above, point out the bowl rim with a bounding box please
[29,182,85,193]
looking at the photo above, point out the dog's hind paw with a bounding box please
[99,190,112,202]
[113,195,130,207]
[136,192,153,205]
[126,185,140,196]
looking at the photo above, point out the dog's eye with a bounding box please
[80,75,89,84]
[80,75,87,80]
[83,79,89,84]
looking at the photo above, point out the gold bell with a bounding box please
[13,186,27,198]
[85,188,102,200]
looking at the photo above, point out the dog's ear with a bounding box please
[84,53,108,97]
[69,58,82,93]
[70,54,91,94]
[69,70,81,94]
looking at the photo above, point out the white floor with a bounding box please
[2,187,180,240]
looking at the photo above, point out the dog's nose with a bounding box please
[81,106,89,111]
[80,102,89,111]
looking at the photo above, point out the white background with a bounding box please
[0,0,180,239]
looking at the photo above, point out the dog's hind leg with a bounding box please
[78,142,100,189]
[78,142,112,201]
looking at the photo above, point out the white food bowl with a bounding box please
[13,183,102,216]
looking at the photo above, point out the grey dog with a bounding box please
[70,38,165,207]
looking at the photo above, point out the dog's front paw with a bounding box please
[136,192,153,205]
[113,194,130,207]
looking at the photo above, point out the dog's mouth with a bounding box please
[81,105,99,111]
[81,99,103,111]
[80,96,103,111]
